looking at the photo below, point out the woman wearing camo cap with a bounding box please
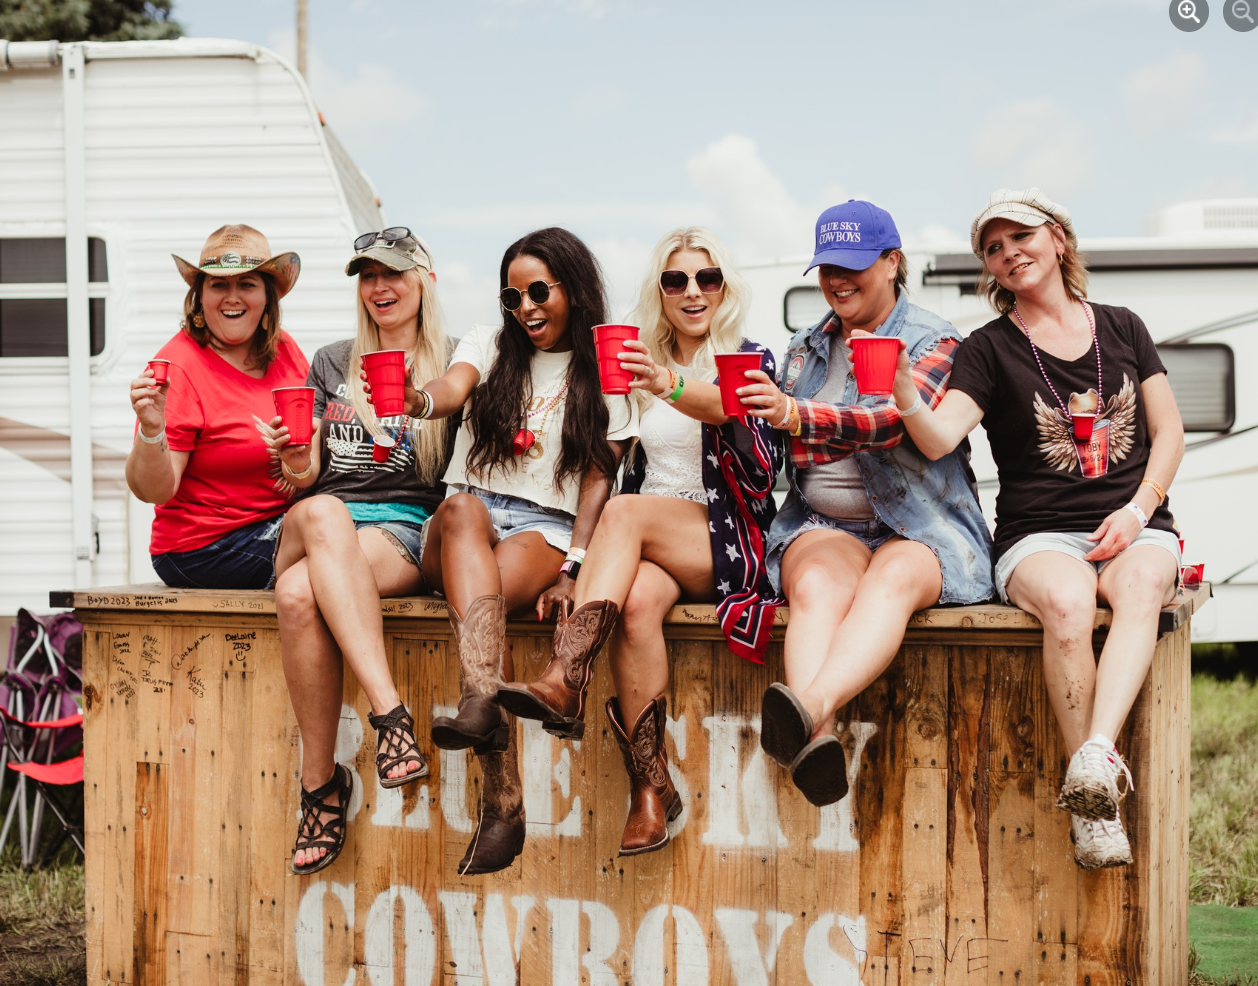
[882,188,1184,868]
[270,227,457,875]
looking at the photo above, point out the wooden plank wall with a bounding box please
[79,604,1192,986]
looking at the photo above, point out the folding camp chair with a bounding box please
[1,609,83,864]
[0,707,84,866]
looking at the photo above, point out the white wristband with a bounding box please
[775,402,793,428]
[899,394,923,417]
[137,427,165,445]
[1124,501,1148,528]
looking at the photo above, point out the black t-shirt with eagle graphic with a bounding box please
[948,303,1175,561]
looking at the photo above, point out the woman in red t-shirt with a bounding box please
[126,225,308,589]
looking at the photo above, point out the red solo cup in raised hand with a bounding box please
[372,434,396,463]
[272,386,315,445]
[361,350,407,417]
[715,352,763,417]
[593,324,640,395]
[1072,413,1097,441]
[147,359,171,385]
[849,336,900,395]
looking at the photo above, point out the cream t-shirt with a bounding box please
[442,324,639,515]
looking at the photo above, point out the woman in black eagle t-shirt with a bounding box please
[869,189,1184,872]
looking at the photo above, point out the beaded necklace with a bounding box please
[513,375,570,455]
[1010,300,1102,415]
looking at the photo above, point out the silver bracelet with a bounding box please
[137,427,165,445]
[899,394,923,417]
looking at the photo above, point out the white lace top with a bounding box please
[638,364,714,502]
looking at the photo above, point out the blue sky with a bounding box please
[176,0,1258,330]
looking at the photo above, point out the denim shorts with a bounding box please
[780,511,899,557]
[438,485,574,554]
[994,528,1181,604]
[355,519,425,567]
[152,514,283,590]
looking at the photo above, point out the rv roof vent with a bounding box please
[1149,199,1258,236]
[0,40,61,71]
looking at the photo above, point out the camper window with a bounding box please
[1156,343,1235,433]
[0,237,107,358]
[783,285,831,333]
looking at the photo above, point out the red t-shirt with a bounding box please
[148,329,309,554]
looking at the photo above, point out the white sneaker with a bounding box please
[1071,815,1133,869]
[1056,738,1133,821]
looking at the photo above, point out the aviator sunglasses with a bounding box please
[354,226,416,251]
[500,280,563,312]
[659,267,724,296]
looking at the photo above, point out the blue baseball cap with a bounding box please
[804,200,902,274]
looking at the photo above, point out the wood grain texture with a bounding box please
[74,589,1194,986]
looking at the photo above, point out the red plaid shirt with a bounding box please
[789,335,960,469]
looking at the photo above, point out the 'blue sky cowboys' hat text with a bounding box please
[804,200,902,274]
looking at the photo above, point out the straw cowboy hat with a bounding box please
[172,224,301,298]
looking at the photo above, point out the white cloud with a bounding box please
[970,97,1095,197]
[434,260,500,338]
[427,200,706,230]
[1121,50,1207,137]
[685,134,816,262]
[266,27,430,151]
[1210,118,1258,145]
[589,235,655,321]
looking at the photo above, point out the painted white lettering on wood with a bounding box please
[634,905,709,986]
[523,720,582,836]
[714,909,794,986]
[701,714,786,848]
[803,914,866,985]
[363,886,436,986]
[812,721,878,852]
[548,898,620,986]
[438,892,535,986]
[294,881,354,986]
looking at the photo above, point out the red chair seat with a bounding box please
[8,754,84,786]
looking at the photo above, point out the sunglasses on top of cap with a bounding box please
[354,227,417,252]
[659,267,724,297]
[499,280,562,312]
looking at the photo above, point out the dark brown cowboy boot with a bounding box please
[496,600,619,739]
[458,714,525,876]
[431,595,509,753]
[607,695,682,856]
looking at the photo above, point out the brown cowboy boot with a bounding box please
[431,595,509,753]
[607,695,682,856]
[458,714,525,876]
[496,600,619,740]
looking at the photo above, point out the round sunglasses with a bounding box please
[500,279,562,312]
[659,267,724,296]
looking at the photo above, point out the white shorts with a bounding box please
[994,528,1181,604]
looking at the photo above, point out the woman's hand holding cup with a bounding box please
[130,369,168,439]
[738,369,790,424]
[618,339,669,395]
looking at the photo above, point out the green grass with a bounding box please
[0,844,85,986]
[1190,905,1258,984]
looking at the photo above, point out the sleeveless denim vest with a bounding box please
[768,293,995,604]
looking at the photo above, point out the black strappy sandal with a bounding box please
[369,703,429,789]
[291,764,353,876]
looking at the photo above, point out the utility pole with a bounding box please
[297,0,308,77]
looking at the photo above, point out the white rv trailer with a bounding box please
[740,202,1258,645]
[0,38,383,618]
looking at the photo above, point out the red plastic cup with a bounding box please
[372,434,396,463]
[1178,536,1185,556]
[1072,413,1097,441]
[272,387,315,445]
[593,324,640,395]
[1181,563,1204,588]
[849,336,900,395]
[715,352,763,417]
[147,359,171,385]
[361,350,408,417]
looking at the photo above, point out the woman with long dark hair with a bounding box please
[390,227,637,875]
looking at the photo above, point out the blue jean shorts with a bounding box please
[437,486,574,554]
[152,514,283,590]
[781,511,899,557]
[994,528,1181,604]
[355,519,425,567]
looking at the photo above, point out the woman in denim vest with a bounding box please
[886,189,1183,870]
[738,200,993,807]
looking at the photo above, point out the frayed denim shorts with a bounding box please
[440,485,574,554]
[994,528,1181,604]
[152,514,283,590]
[779,512,898,556]
[355,519,425,568]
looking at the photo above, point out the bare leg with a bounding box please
[609,561,683,728]
[779,530,869,706]
[1005,551,1100,753]
[790,537,942,740]
[575,496,714,609]
[1092,544,1178,742]
[421,493,505,618]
